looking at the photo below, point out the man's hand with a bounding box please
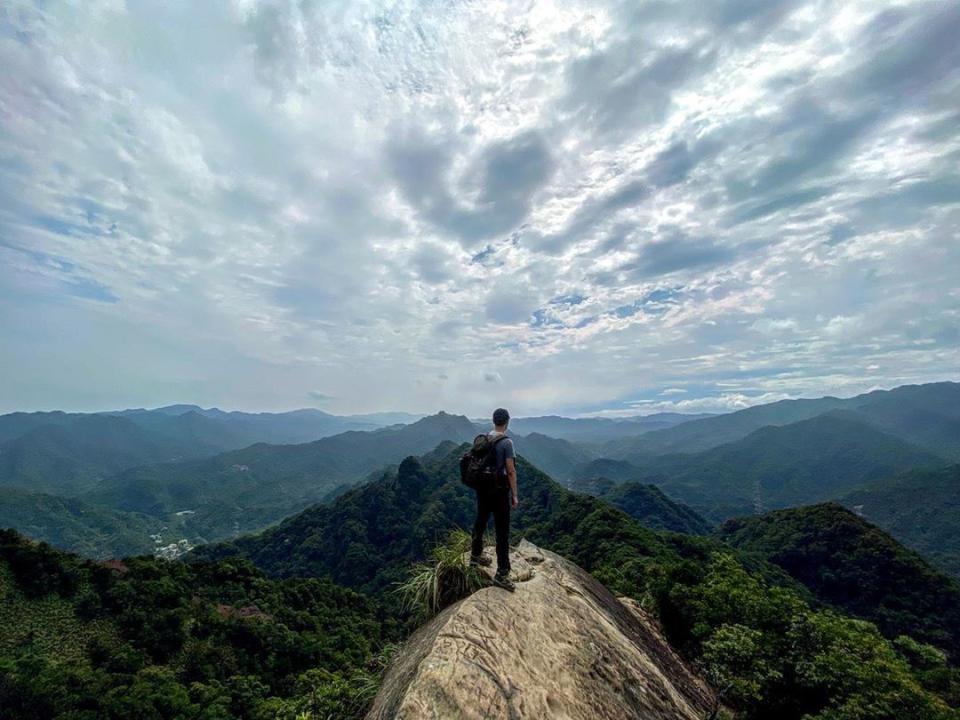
[511,494,519,509]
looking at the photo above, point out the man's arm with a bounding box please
[505,457,519,508]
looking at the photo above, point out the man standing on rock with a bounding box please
[470,407,519,591]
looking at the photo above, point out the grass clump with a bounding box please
[396,529,489,620]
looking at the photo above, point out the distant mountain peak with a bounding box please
[153,404,209,415]
[407,411,476,431]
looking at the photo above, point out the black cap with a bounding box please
[493,408,510,426]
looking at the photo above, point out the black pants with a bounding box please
[471,488,511,575]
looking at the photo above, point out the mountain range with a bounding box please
[0,405,702,557]
[189,445,689,594]
[1,381,957,581]
[493,412,714,443]
[602,381,960,460]
[4,415,960,718]
[81,412,479,546]
[192,442,960,716]
[586,411,945,521]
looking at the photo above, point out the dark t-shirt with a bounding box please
[488,431,515,488]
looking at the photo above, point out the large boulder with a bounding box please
[367,540,717,719]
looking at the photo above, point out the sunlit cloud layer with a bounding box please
[1,0,958,415]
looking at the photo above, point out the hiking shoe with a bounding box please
[469,554,492,567]
[492,573,515,592]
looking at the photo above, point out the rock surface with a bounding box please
[367,540,717,720]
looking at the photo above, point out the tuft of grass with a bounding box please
[395,529,489,620]
[350,642,400,710]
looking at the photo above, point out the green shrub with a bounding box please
[395,529,488,619]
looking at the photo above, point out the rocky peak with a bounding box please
[367,540,717,720]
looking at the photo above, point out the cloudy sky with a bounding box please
[1,0,958,417]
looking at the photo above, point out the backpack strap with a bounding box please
[490,435,510,480]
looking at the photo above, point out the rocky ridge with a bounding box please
[367,540,717,719]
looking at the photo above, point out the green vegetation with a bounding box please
[189,450,700,600]
[598,412,946,521]
[395,529,487,620]
[0,488,159,559]
[568,479,713,535]
[719,503,960,657]
[512,432,596,481]
[842,384,960,461]
[0,529,396,720]
[656,552,959,719]
[0,412,481,560]
[0,414,212,496]
[570,457,646,483]
[843,465,960,578]
[81,412,479,545]
[4,383,957,568]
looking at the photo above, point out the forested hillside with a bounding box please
[0,414,222,496]
[720,503,960,657]
[188,445,710,595]
[843,465,960,578]
[586,412,946,520]
[0,405,432,499]
[81,413,477,544]
[0,529,393,719]
[0,489,159,559]
[508,431,596,481]
[3,383,955,565]
[570,457,646,483]
[569,479,713,535]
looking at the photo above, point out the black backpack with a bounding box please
[460,434,508,490]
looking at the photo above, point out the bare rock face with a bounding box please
[367,540,717,720]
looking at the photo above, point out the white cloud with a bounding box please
[627,392,796,415]
[0,0,957,415]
